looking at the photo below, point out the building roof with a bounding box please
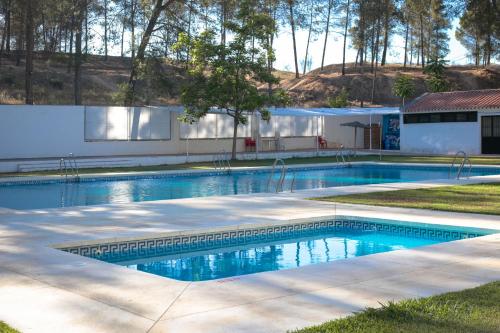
[169,106,400,117]
[403,89,500,113]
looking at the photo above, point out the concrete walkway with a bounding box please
[0,172,500,333]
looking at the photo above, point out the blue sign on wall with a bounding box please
[383,114,400,150]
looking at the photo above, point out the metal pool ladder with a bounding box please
[335,146,355,167]
[213,150,231,173]
[267,159,296,193]
[59,153,80,182]
[449,151,472,180]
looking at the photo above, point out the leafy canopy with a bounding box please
[393,74,415,106]
[174,0,288,126]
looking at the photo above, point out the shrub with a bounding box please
[328,87,349,108]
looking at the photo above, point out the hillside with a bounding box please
[0,54,499,107]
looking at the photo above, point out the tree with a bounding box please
[24,0,35,104]
[287,0,300,78]
[328,87,349,107]
[424,57,449,92]
[175,0,288,159]
[392,73,415,106]
[341,0,351,75]
[125,0,177,105]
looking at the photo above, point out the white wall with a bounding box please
[0,105,329,160]
[0,105,182,159]
[400,116,481,155]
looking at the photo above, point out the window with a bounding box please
[403,111,477,124]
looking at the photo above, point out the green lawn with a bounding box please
[314,183,500,216]
[292,281,500,333]
[2,154,500,178]
[0,321,20,333]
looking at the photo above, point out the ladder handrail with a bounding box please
[59,154,80,182]
[449,151,472,180]
[213,150,231,173]
[267,159,285,192]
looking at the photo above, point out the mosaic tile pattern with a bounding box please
[57,218,491,263]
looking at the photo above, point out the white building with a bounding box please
[400,89,500,155]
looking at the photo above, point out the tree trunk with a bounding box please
[74,0,84,105]
[84,2,88,54]
[68,12,74,73]
[220,0,226,46]
[131,0,136,60]
[104,0,108,61]
[420,14,425,68]
[371,3,382,104]
[403,19,409,68]
[231,113,239,160]
[303,2,314,75]
[25,0,34,104]
[321,0,332,70]
[5,0,11,53]
[341,0,351,76]
[126,0,175,106]
[380,0,389,66]
[288,0,299,79]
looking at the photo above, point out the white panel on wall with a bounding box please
[238,117,252,137]
[277,116,293,137]
[197,113,217,138]
[149,108,171,140]
[294,116,313,136]
[107,107,129,140]
[259,118,274,137]
[179,122,197,138]
[84,106,107,140]
[129,107,150,140]
[217,114,234,138]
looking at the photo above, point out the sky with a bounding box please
[104,17,489,71]
[272,18,476,72]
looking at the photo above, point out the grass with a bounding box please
[314,183,500,216]
[2,154,500,178]
[0,322,20,333]
[292,281,500,333]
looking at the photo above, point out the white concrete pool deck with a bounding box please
[1,169,500,333]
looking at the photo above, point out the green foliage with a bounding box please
[328,88,349,108]
[293,281,500,333]
[112,83,134,106]
[424,57,448,76]
[0,321,20,333]
[174,0,287,158]
[426,74,449,93]
[392,74,415,106]
[424,58,449,93]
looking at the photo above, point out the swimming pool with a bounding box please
[59,217,495,281]
[1,164,499,210]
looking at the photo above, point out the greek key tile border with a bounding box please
[56,218,491,263]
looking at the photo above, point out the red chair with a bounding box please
[245,137,256,151]
[318,136,328,149]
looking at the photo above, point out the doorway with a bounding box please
[481,116,500,154]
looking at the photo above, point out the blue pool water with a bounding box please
[1,164,499,210]
[120,230,440,281]
[95,218,493,281]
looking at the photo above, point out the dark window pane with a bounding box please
[493,117,500,137]
[482,117,492,137]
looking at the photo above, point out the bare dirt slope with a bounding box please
[0,54,498,106]
[273,63,500,107]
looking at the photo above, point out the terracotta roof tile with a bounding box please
[403,89,500,113]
